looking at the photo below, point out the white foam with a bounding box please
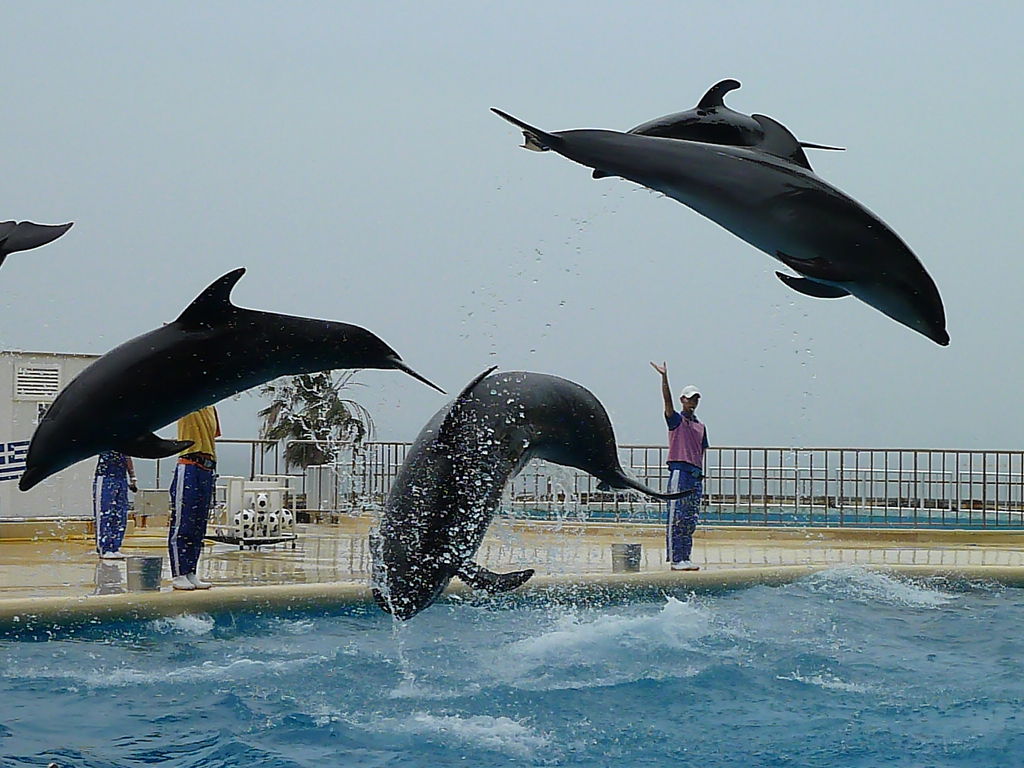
[804,566,954,608]
[148,613,216,635]
[512,595,711,658]
[7,653,329,689]
[387,712,551,759]
[489,596,710,690]
[777,671,875,694]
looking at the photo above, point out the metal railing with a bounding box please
[141,440,1024,529]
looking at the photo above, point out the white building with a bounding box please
[0,350,100,520]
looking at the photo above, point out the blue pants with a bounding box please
[168,462,216,577]
[94,475,128,554]
[667,463,702,563]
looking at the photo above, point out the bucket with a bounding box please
[611,543,642,573]
[126,555,164,592]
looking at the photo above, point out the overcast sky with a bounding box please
[1,1,1021,451]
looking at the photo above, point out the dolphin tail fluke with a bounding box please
[388,358,446,394]
[799,141,846,152]
[457,562,535,594]
[599,472,695,500]
[117,434,194,459]
[0,221,74,257]
[697,78,741,110]
[491,108,563,152]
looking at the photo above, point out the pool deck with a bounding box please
[3,516,1024,631]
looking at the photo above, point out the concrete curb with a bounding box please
[4,563,1022,634]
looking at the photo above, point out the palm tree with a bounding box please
[257,370,375,470]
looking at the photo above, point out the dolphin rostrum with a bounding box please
[493,108,948,346]
[371,367,693,620]
[19,268,444,490]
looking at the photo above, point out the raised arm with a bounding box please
[126,455,138,493]
[650,361,674,419]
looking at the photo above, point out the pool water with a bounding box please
[2,568,1023,767]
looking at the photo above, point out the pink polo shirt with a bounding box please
[667,411,707,467]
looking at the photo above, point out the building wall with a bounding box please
[0,350,100,519]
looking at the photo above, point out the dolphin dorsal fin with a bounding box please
[175,268,246,330]
[751,114,813,169]
[437,366,498,444]
[697,78,741,110]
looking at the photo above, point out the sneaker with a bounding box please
[171,575,196,590]
[100,551,127,560]
[671,560,700,571]
[186,573,212,590]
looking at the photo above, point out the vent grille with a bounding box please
[15,365,61,400]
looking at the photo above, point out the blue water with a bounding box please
[3,569,1023,767]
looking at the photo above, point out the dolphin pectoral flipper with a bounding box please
[456,562,535,594]
[116,433,194,459]
[776,272,851,299]
[775,251,849,283]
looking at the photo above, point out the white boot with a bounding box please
[187,573,212,589]
[171,575,196,590]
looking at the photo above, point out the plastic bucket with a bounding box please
[611,543,642,572]
[126,555,164,591]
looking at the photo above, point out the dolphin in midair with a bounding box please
[492,108,948,346]
[0,221,73,269]
[19,268,445,490]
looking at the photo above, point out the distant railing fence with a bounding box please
[146,441,1024,529]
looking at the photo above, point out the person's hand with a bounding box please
[129,481,138,493]
[650,361,667,376]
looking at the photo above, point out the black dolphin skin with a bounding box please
[615,78,844,169]
[0,220,73,269]
[371,368,693,620]
[492,108,949,346]
[19,268,444,491]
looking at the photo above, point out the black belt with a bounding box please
[180,453,217,471]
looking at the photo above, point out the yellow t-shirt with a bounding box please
[177,406,221,457]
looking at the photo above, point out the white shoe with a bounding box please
[100,551,127,560]
[671,560,700,571]
[171,575,196,590]
[186,573,212,590]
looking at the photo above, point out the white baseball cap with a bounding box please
[679,385,701,399]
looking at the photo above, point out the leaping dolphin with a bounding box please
[0,221,73,269]
[19,268,445,491]
[371,367,693,620]
[493,108,948,346]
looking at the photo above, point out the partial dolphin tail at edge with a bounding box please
[0,221,74,257]
[491,108,564,153]
[599,471,695,500]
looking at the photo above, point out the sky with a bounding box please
[1,1,1021,451]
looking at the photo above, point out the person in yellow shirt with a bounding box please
[167,405,220,590]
